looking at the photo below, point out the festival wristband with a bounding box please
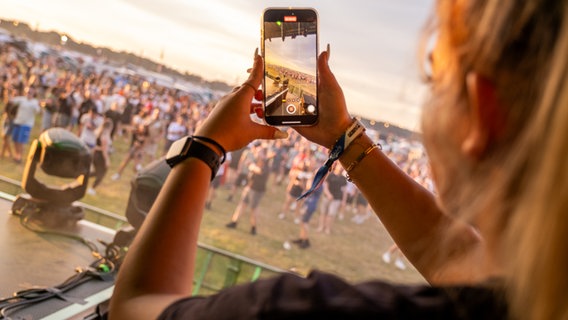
[297,118,365,200]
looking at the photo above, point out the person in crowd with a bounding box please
[223,146,246,192]
[267,139,289,185]
[104,101,123,140]
[143,107,164,164]
[164,114,188,153]
[382,243,407,270]
[278,158,311,223]
[9,86,40,163]
[290,180,323,249]
[79,106,104,149]
[111,1,568,318]
[351,187,371,224]
[316,163,347,234]
[205,152,231,210]
[53,87,74,129]
[343,179,357,214]
[111,122,148,180]
[225,142,256,201]
[87,118,113,195]
[1,88,17,159]
[225,147,270,235]
[78,90,97,133]
[40,87,57,131]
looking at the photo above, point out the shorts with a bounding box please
[243,188,265,209]
[324,199,342,217]
[302,200,319,223]
[55,113,71,127]
[289,184,303,198]
[11,124,31,144]
[356,193,368,206]
[234,173,248,187]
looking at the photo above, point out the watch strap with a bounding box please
[166,137,220,180]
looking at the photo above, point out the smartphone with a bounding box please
[262,8,318,126]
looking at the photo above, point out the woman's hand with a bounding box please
[294,45,353,148]
[195,49,288,152]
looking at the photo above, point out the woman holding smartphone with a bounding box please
[110,1,568,319]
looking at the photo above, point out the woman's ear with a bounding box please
[461,72,506,160]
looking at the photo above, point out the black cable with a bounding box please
[0,208,121,319]
[0,266,98,319]
[19,210,100,255]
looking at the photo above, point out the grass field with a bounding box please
[0,114,426,285]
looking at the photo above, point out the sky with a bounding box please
[0,0,434,130]
[265,33,317,76]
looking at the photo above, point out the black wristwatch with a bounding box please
[165,136,220,180]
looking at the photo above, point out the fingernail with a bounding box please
[274,130,289,139]
[326,44,330,62]
[254,47,258,59]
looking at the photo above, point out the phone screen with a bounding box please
[262,8,318,126]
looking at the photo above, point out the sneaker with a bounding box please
[87,188,96,196]
[226,221,237,229]
[111,173,120,181]
[299,239,311,249]
[294,217,301,224]
[291,238,303,245]
[395,258,407,270]
[135,164,143,172]
[283,241,292,250]
[382,252,392,264]
[250,226,257,235]
[353,215,366,224]
[278,213,285,220]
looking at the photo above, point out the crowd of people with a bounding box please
[220,128,434,254]
[0,41,214,194]
[0,39,433,264]
[106,1,568,318]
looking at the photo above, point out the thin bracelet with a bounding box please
[345,143,382,182]
[192,136,226,163]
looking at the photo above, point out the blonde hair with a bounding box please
[505,6,568,320]
[428,0,568,318]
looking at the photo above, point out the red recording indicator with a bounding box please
[284,15,297,22]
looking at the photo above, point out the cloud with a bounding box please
[1,0,435,128]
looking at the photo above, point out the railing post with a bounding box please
[193,251,214,296]
[223,259,242,288]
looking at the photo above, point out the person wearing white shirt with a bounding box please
[10,87,40,163]
[164,115,187,152]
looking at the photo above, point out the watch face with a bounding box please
[166,137,190,166]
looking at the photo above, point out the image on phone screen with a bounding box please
[263,8,318,126]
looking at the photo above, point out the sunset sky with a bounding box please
[1,0,434,130]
